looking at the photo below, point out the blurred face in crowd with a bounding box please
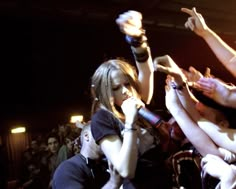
[48,137,59,154]
[65,138,73,151]
[31,140,39,153]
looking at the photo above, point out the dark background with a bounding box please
[0,0,236,133]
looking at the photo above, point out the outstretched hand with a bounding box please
[181,66,203,83]
[154,55,187,85]
[116,10,143,37]
[181,7,209,37]
[201,154,231,180]
[196,77,232,106]
[181,66,212,88]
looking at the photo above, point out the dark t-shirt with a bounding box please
[52,154,109,189]
[91,109,172,189]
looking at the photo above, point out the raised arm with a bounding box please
[116,10,154,104]
[165,77,224,158]
[181,7,236,77]
[157,55,236,155]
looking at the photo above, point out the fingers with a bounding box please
[116,10,142,29]
[185,17,195,30]
[181,7,199,17]
[127,10,142,20]
[181,7,194,16]
[189,66,203,78]
[154,56,169,72]
[192,7,199,17]
[116,13,143,36]
[204,67,211,78]
[155,65,170,74]
[153,55,171,68]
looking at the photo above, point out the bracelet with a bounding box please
[132,49,149,62]
[123,127,137,132]
[171,82,186,90]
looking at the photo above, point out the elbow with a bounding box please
[119,170,135,179]
[117,166,136,179]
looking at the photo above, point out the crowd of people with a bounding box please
[19,7,236,189]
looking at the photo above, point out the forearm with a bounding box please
[197,122,236,154]
[202,29,236,77]
[169,105,222,157]
[117,126,138,178]
[176,85,202,122]
[131,39,154,104]
[103,125,138,178]
[175,86,236,157]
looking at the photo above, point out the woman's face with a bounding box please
[111,70,136,107]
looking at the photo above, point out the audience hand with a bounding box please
[196,77,233,106]
[201,154,236,188]
[181,7,210,37]
[181,66,212,88]
[154,55,187,86]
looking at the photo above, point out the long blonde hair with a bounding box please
[91,59,141,120]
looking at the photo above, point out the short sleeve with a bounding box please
[91,109,122,144]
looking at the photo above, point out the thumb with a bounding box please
[192,7,199,17]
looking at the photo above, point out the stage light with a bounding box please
[70,115,83,123]
[11,127,26,134]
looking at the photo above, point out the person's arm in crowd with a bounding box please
[201,154,236,189]
[181,7,236,77]
[164,76,224,158]
[157,54,236,156]
[196,77,236,108]
[116,10,154,104]
[176,80,236,157]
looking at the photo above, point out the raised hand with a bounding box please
[196,77,233,106]
[154,55,187,86]
[116,10,143,37]
[201,154,235,182]
[181,66,203,83]
[181,7,210,37]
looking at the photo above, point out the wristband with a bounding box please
[132,49,149,62]
[125,33,147,48]
[123,128,137,132]
[171,82,186,90]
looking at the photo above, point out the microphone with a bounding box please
[138,107,163,128]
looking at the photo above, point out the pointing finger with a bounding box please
[181,7,194,16]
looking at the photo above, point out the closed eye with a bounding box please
[112,85,120,91]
